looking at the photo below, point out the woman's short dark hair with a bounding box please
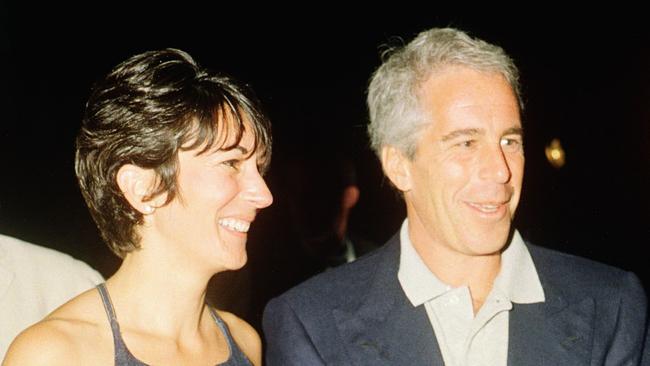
[75,48,271,258]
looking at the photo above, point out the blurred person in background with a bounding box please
[284,152,377,282]
[0,234,103,359]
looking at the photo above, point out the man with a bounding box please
[283,152,377,282]
[0,234,103,359]
[263,28,647,365]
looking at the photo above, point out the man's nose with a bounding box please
[479,144,512,184]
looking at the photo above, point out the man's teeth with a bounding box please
[218,219,250,233]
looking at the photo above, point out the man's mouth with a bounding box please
[466,202,506,214]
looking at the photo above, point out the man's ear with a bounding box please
[341,185,360,210]
[380,146,412,192]
[116,164,162,214]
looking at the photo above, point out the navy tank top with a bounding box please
[97,283,253,366]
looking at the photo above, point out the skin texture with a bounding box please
[382,66,524,310]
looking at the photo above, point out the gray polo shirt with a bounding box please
[398,220,545,366]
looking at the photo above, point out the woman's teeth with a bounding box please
[218,218,250,233]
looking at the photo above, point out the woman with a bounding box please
[4,49,272,365]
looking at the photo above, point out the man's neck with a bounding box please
[410,237,502,313]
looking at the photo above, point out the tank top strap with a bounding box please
[97,284,249,366]
[208,308,253,365]
[96,283,148,366]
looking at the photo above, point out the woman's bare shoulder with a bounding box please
[3,317,84,365]
[216,309,261,366]
[3,288,110,366]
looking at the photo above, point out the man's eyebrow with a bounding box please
[440,126,524,142]
[503,126,524,136]
[441,128,482,142]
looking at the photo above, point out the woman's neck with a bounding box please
[105,248,214,340]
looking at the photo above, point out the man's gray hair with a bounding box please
[367,27,522,159]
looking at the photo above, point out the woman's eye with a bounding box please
[223,160,242,170]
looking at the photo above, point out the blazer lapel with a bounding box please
[333,234,445,365]
[329,236,597,366]
[508,252,596,366]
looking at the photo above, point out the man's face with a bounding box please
[386,66,524,260]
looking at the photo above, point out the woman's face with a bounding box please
[147,126,273,273]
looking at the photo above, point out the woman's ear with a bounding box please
[116,164,161,215]
[380,145,413,192]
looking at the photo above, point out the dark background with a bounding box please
[1,6,649,329]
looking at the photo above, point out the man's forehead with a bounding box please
[418,67,521,132]
[420,67,517,105]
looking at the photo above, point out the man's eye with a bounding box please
[458,140,476,148]
[501,138,523,150]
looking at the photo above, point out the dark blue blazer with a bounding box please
[263,233,648,365]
